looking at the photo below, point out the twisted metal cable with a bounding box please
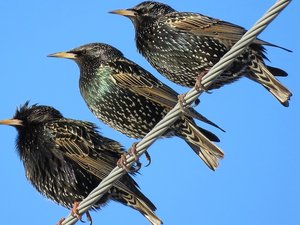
[61,0,292,224]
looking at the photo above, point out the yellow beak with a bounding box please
[47,52,77,59]
[0,119,23,126]
[109,9,136,17]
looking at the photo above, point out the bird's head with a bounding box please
[0,102,63,130]
[48,43,124,67]
[110,1,175,27]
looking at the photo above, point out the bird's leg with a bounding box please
[128,142,139,161]
[127,142,144,172]
[178,92,201,112]
[71,201,84,222]
[117,142,141,172]
[56,218,65,225]
[178,93,201,114]
[57,202,91,225]
[177,93,187,111]
[117,143,152,172]
[194,69,211,92]
[70,202,93,224]
[117,153,132,173]
[129,144,153,168]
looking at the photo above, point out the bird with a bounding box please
[48,42,224,170]
[110,1,292,107]
[0,102,162,225]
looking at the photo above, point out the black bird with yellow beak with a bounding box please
[0,102,162,225]
[48,42,225,170]
[110,1,292,106]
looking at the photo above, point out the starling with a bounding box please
[0,102,162,225]
[110,1,292,106]
[48,42,224,170]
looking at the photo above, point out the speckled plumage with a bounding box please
[0,102,162,225]
[111,1,292,106]
[49,43,224,170]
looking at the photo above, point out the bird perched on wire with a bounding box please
[0,102,162,225]
[48,42,224,170]
[110,1,292,107]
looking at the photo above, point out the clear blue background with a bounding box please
[0,1,299,225]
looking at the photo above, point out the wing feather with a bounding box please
[45,119,138,194]
[110,59,179,109]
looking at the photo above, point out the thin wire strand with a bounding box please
[61,1,292,224]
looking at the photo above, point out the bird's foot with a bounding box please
[71,202,93,224]
[178,92,201,111]
[56,202,93,225]
[144,151,152,167]
[86,211,93,225]
[128,142,143,172]
[178,93,187,111]
[71,202,84,222]
[194,70,212,93]
[56,218,65,225]
[117,153,132,172]
[56,202,91,225]
[117,142,144,173]
[128,142,139,161]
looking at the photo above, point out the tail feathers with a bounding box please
[267,66,288,77]
[179,120,224,170]
[254,38,292,52]
[198,126,220,142]
[186,141,219,170]
[113,190,163,225]
[248,56,292,107]
[186,108,225,132]
[134,197,163,225]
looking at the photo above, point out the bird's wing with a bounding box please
[164,12,247,43]
[164,12,288,49]
[110,59,179,109]
[46,120,117,173]
[45,120,138,193]
[111,59,225,131]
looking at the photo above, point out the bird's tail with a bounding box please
[267,66,288,77]
[113,189,163,225]
[247,54,292,107]
[177,119,224,170]
[186,108,225,132]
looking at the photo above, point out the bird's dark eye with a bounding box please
[81,49,87,55]
[70,49,87,57]
[74,49,87,56]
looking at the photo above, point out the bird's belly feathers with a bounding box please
[20,139,97,208]
[80,82,169,139]
[137,28,251,88]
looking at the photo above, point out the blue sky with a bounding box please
[0,1,299,225]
